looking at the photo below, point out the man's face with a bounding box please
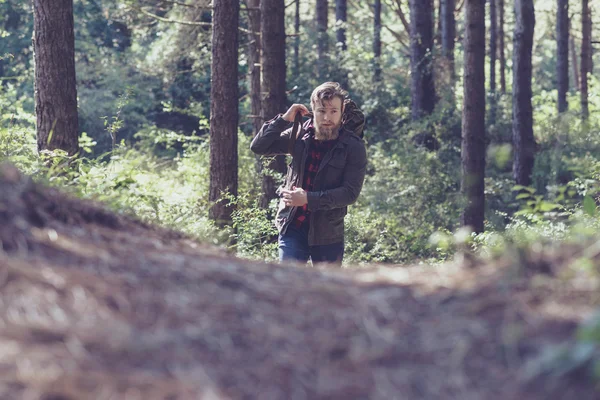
[312,97,343,141]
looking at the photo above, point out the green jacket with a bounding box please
[250,115,367,246]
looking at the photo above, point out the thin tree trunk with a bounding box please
[294,0,300,77]
[260,0,287,208]
[335,0,348,88]
[498,0,506,94]
[512,0,535,186]
[209,0,239,226]
[441,0,456,95]
[373,0,382,84]
[316,0,329,80]
[435,0,443,45]
[556,0,569,113]
[33,0,79,156]
[581,0,591,120]
[570,34,579,91]
[410,0,436,120]
[247,0,262,135]
[489,0,497,124]
[461,0,486,233]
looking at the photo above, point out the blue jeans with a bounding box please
[279,224,344,266]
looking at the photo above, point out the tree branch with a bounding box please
[384,25,411,54]
[135,7,253,34]
[156,0,211,8]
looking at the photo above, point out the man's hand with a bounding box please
[282,104,311,122]
[281,186,308,207]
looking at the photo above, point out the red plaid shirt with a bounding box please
[293,133,338,228]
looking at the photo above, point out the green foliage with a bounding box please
[228,193,279,262]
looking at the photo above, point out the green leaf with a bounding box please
[538,202,560,212]
[515,193,531,200]
[583,195,596,216]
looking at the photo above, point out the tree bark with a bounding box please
[461,0,486,233]
[581,0,591,120]
[316,0,329,80]
[570,34,579,91]
[489,0,497,124]
[498,0,506,94]
[441,0,456,83]
[335,0,347,51]
[209,0,239,226]
[247,0,262,136]
[261,0,287,208]
[294,0,301,77]
[435,0,443,46]
[410,0,436,120]
[33,0,79,156]
[335,0,348,88]
[373,0,382,84]
[556,0,569,113]
[512,0,535,186]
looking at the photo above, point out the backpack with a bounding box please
[288,99,365,153]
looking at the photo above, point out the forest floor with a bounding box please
[0,162,599,400]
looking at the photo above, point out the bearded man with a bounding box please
[250,82,367,266]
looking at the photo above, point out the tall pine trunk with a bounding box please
[461,0,486,233]
[410,0,436,120]
[581,0,591,120]
[373,0,382,84]
[489,0,497,124]
[570,34,579,91]
[260,0,287,208]
[316,0,329,80]
[556,0,569,113]
[209,0,239,226]
[247,0,262,135]
[33,0,79,156]
[335,0,348,87]
[512,0,535,186]
[441,0,456,83]
[294,0,300,77]
[440,0,456,107]
[498,0,506,94]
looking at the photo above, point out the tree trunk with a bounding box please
[435,0,443,46]
[489,0,497,124]
[294,0,300,77]
[512,0,535,186]
[33,0,79,156]
[335,0,348,88]
[209,0,239,226]
[556,0,569,113]
[461,0,486,233]
[247,0,262,136]
[441,0,456,100]
[570,34,579,91]
[373,0,382,84]
[335,0,347,51]
[441,0,456,74]
[261,0,287,208]
[498,0,506,94]
[316,0,329,80]
[410,0,436,120]
[581,0,591,120]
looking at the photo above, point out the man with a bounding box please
[250,82,367,266]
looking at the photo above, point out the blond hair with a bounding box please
[310,82,348,110]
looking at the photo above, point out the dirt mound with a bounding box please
[0,162,598,399]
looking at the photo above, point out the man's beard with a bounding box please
[315,121,341,141]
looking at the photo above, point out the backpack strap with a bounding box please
[288,112,304,155]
